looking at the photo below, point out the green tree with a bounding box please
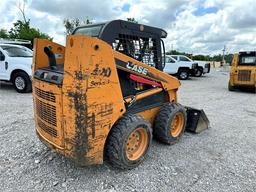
[192,54,210,61]
[0,1,52,47]
[127,18,138,23]
[0,29,9,38]
[64,18,93,35]
[210,54,222,62]
[7,20,52,47]
[166,49,234,62]
[166,50,192,58]
[224,54,233,64]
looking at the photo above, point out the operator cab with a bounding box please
[35,20,168,97]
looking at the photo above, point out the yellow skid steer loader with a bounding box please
[32,20,209,169]
[229,51,256,92]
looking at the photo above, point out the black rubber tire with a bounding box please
[177,69,189,80]
[12,72,32,93]
[228,81,235,92]
[154,103,187,145]
[105,114,152,170]
[194,68,203,77]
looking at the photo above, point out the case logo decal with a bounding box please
[126,62,148,75]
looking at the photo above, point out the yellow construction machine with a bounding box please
[229,51,256,92]
[32,20,209,169]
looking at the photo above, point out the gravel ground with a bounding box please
[0,69,255,192]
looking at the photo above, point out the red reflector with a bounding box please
[129,74,162,87]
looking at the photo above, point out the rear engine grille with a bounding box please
[238,70,251,81]
[35,99,57,127]
[35,88,56,102]
[37,118,57,137]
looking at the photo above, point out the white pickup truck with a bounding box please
[170,55,211,77]
[163,55,198,80]
[0,43,32,93]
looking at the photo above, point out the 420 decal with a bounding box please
[91,64,111,77]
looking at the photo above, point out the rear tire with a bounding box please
[177,69,189,80]
[194,68,203,77]
[228,81,235,92]
[12,72,32,93]
[105,114,152,169]
[154,103,187,145]
[253,87,256,93]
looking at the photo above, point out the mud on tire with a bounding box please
[154,102,187,145]
[105,114,152,170]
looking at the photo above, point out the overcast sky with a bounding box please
[1,0,256,55]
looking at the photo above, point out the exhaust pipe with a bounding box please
[185,107,210,133]
[44,47,57,70]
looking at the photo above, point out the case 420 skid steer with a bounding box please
[32,20,209,169]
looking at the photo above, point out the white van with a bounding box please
[0,44,32,93]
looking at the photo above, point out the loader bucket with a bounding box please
[185,107,210,133]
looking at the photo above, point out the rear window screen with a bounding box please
[74,25,103,37]
[239,56,256,65]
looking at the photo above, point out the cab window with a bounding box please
[239,56,256,66]
[0,51,5,61]
[73,25,103,37]
[165,57,175,63]
[180,56,191,62]
[1,46,32,57]
[172,56,177,60]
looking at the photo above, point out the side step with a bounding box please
[185,107,210,133]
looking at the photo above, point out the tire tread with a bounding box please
[154,103,187,145]
[105,114,152,169]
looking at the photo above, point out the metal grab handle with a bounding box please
[44,47,57,70]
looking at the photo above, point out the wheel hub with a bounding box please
[180,72,187,79]
[15,76,25,90]
[170,112,185,137]
[126,128,148,161]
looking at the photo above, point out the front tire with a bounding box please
[177,69,189,80]
[12,72,32,93]
[105,114,152,169]
[154,103,187,145]
[228,81,235,92]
